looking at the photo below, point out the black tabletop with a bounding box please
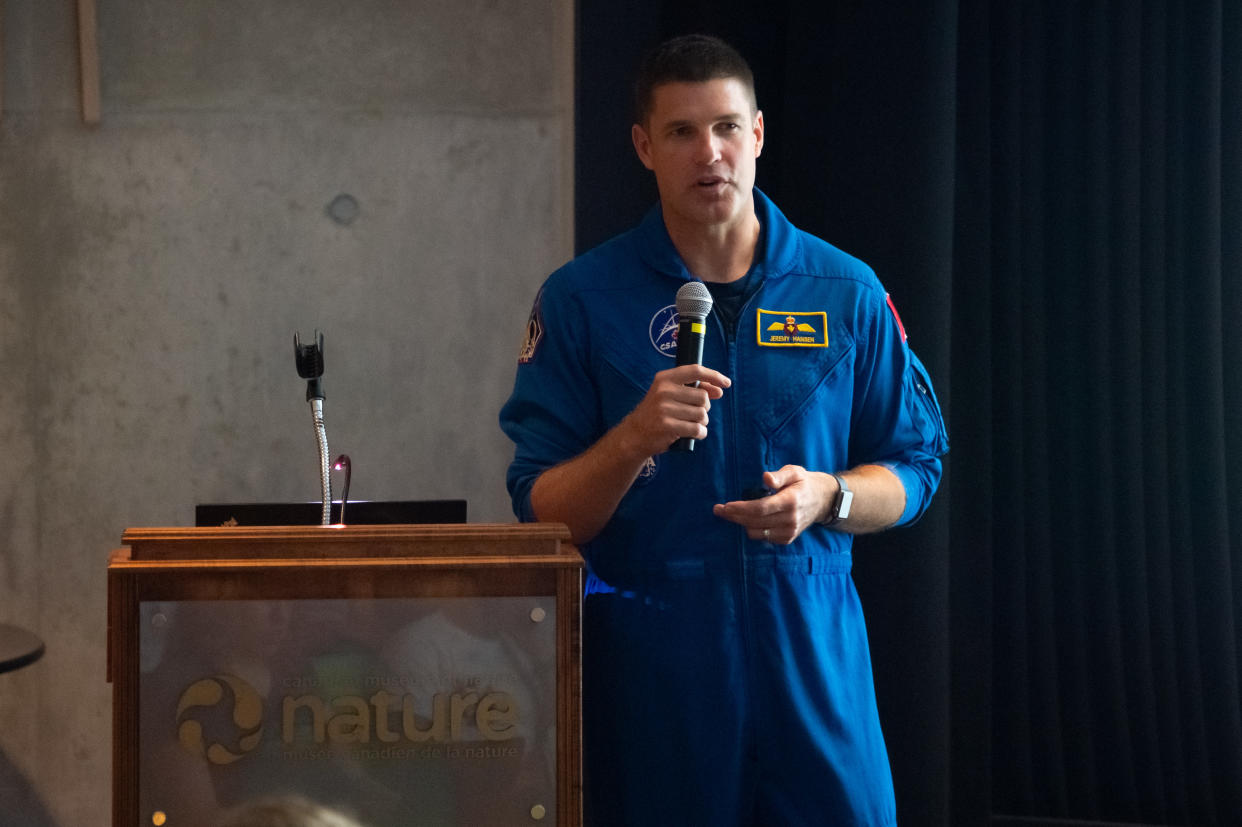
[0,624,44,674]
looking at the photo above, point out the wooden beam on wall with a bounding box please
[1,1,6,123]
[77,0,100,125]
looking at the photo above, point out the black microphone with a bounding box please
[670,281,714,452]
[294,331,331,524]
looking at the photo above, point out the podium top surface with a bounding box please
[118,522,577,563]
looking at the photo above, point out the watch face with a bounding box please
[836,489,854,520]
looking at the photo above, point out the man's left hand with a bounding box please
[712,465,833,545]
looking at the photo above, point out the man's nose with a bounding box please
[694,133,721,164]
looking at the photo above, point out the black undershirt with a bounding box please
[704,269,764,342]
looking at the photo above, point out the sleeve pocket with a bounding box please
[905,349,949,457]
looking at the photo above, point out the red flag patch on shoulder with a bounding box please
[886,293,908,342]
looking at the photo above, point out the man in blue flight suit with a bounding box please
[500,34,947,826]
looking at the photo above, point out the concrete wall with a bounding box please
[0,2,573,822]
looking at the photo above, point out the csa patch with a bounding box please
[756,309,828,347]
[649,304,679,358]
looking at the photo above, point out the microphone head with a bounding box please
[676,281,714,320]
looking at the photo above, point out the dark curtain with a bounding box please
[576,1,1242,825]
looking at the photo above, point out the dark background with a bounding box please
[577,2,1241,825]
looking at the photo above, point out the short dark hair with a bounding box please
[633,34,757,126]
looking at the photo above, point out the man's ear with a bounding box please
[632,123,655,170]
[753,110,765,158]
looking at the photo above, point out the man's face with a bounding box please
[632,78,764,235]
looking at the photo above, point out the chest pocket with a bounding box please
[747,327,855,443]
[596,337,666,429]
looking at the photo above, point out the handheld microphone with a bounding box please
[670,281,714,452]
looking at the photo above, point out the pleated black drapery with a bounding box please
[577,1,1242,825]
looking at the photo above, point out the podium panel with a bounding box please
[108,525,582,827]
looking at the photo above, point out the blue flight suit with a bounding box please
[500,188,948,826]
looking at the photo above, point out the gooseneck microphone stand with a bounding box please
[294,331,332,525]
[333,454,351,525]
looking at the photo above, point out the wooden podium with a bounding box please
[108,524,582,827]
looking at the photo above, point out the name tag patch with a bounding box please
[756,309,828,347]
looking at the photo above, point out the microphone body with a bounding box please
[670,281,714,452]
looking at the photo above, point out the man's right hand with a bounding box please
[529,363,730,544]
[618,364,732,458]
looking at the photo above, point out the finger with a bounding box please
[664,364,732,390]
[749,525,789,544]
[668,418,708,441]
[664,399,711,427]
[660,377,726,403]
[715,502,799,545]
[763,465,804,492]
[713,498,775,525]
[712,502,747,526]
[666,386,713,410]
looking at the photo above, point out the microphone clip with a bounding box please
[294,331,325,401]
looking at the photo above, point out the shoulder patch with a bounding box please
[633,455,659,487]
[886,293,908,342]
[517,288,545,364]
[756,309,828,347]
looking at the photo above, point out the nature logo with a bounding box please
[176,674,264,765]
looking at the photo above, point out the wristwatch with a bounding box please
[823,473,853,526]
